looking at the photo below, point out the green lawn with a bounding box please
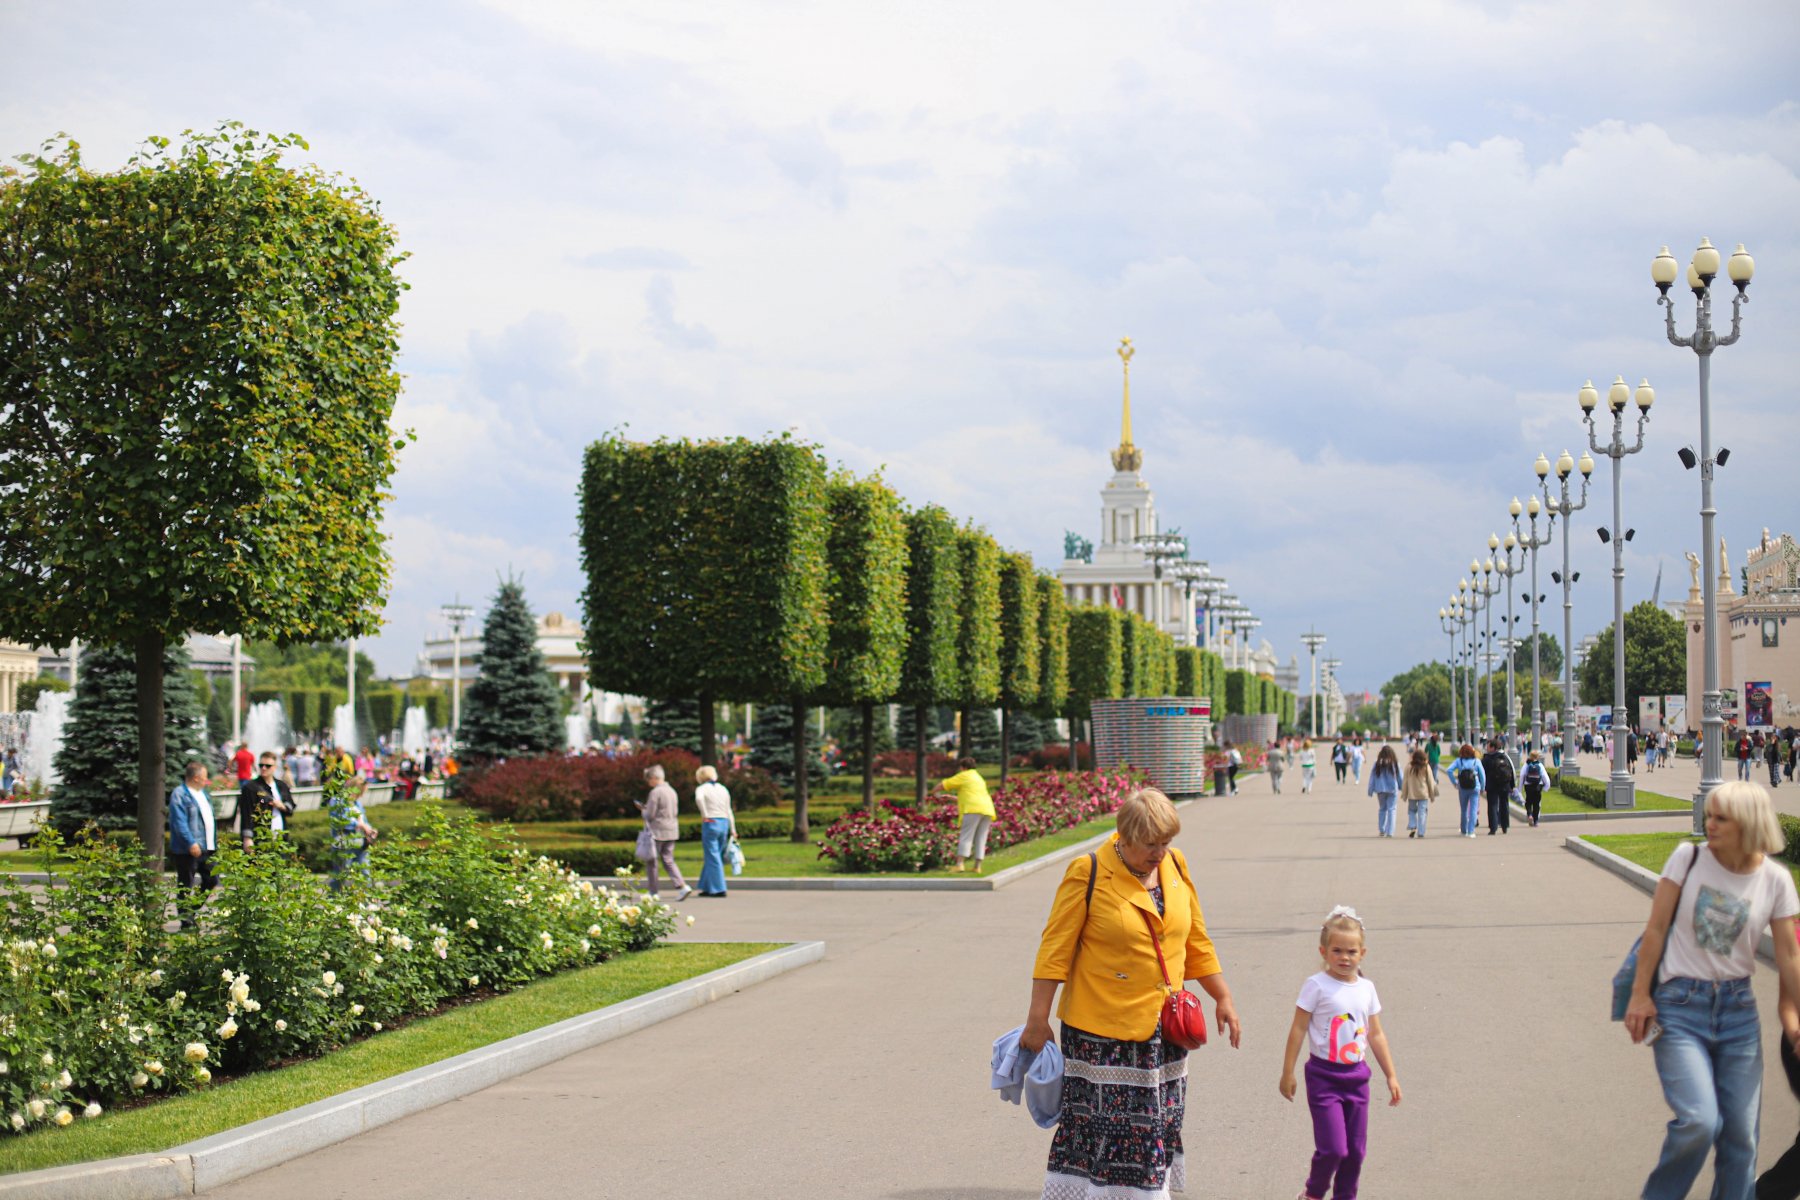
[1584,832,1800,891]
[0,941,776,1177]
[656,811,1127,879]
[1537,787,1692,815]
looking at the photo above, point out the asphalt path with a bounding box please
[201,750,1800,1198]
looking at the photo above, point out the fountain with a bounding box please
[25,689,72,789]
[332,702,356,753]
[244,699,288,761]
[565,713,587,752]
[401,706,427,758]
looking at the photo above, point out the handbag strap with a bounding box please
[1137,907,1176,995]
[1649,842,1703,984]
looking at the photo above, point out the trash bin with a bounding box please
[1212,768,1229,797]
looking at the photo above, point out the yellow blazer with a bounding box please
[1032,834,1221,1042]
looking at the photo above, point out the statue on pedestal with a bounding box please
[1063,531,1093,563]
[1685,551,1702,600]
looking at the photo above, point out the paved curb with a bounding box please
[0,941,823,1200]
[1563,835,1775,964]
[613,799,1196,892]
[1510,801,1691,824]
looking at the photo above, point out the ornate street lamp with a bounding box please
[1654,239,1752,832]
[1438,607,1459,745]
[1511,495,1555,752]
[441,600,476,743]
[1498,527,1524,753]
[1170,560,1211,647]
[1582,376,1653,808]
[1301,629,1327,739]
[1134,529,1188,634]
[1471,555,1502,740]
[1538,448,1594,772]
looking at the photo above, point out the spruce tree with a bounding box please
[750,702,825,792]
[1006,710,1047,757]
[895,703,919,753]
[964,707,1001,761]
[641,697,703,753]
[459,579,563,759]
[51,642,206,832]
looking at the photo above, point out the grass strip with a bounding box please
[1583,832,1800,891]
[1536,788,1692,815]
[0,941,777,1177]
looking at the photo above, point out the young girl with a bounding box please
[1299,740,1318,793]
[1365,747,1402,838]
[1519,750,1550,827]
[1280,907,1401,1200]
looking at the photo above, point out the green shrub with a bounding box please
[1780,813,1800,867]
[1558,773,1607,808]
[526,841,641,878]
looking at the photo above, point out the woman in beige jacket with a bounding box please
[1401,748,1438,839]
[634,764,691,901]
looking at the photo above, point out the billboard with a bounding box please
[1746,682,1774,728]
[1638,696,1664,734]
[1663,695,1688,735]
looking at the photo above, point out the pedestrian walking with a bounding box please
[1627,727,1639,775]
[1739,734,1755,782]
[1519,751,1550,827]
[1300,740,1318,793]
[1279,906,1402,1200]
[1625,782,1800,1200]
[1645,732,1659,772]
[1400,749,1436,838]
[1021,788,1242,1199]
[1769,736,1784,789]
[692,765,737,897]
[1551,731,1563,769]
[1350,741,1365,784]
[1227,743,1242,795]
[1446,743,1485,838]
[1331,739,1350,784]
[167,761,218,917]
[940,756,996,873]
[326,772,378,891]
[1365,746,1401,838]
[635,764,691,902]
[1426,734,1441,784]
[1268,741,1286,794]
[1481,738,1514,835]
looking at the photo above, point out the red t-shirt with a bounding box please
[233,746,255,782]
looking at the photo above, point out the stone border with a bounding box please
[0,941,823,1200]
[1563,835,1774,963]
[614,799,1196,892]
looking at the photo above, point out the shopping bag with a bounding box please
[727,841,745,876]
[633,829,655,863]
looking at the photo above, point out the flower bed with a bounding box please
[870,749,958,778]
[0,801,678,1141]
[815,769,1143,872]
[460,750,781,821]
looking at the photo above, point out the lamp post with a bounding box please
[1538,448,1594,773]
[1135,529,1187,635]
[1497,527,1523,753]
[230,633,243,746]
[1653,239,1753,834]
[1199,578,1226,648]
[1438,607,1459,745]
[1301,629,1327,739]
[1512,494,1555,752]
[1472,555,1501,740]
[1170,560,1210,647]
[1583,376,1654,809]
[1456,578,1480,745]
[441,600,475,744]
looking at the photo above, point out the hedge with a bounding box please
[1558,774,1607,807]
[460,751,782,822]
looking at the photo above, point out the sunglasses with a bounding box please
[260,762,277,770]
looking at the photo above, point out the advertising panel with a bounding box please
[1663,695,1688,736]
[1638,696,1664,734]
[1746,682,1774,728]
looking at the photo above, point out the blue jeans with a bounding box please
[1457,788,1479,835]
[1374,793,1397,836]
[1407,799,1429,836]
[1644,975,1762,1200]
[697,818,731,895]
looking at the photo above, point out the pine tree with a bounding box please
[964,707,1001,760]
[459,579,563,759]
[750,701,825,792]
[641,697,703,753]
[895,703,919,752]
[1006,710,1047,756]
[51,642,207,832]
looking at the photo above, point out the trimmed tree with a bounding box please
[459,579,564,758]
[579,435,830,836]
[50,642,206,833]
[816,472,909,810]
[1033,575,1071,737]
[949,527,1002,767]
[0,126,404,860]
[1174,647,1204,697]
[896,506,962,804]
[1066,607,1125,748]
[996,552,1041,783]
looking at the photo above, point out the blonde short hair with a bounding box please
[1116,788,1180,846]
[1708,781,1785,856]
[695,765,718,783]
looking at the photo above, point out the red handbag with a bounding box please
[1139,908,1207,1049]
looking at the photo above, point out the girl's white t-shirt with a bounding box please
[1295,971,1380,1065]
[1659,841,1800,982]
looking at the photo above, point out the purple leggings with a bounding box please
[645,839,685,895]
[1304,1056,1370,1200]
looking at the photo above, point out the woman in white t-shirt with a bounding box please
[1624,781,1800,1200]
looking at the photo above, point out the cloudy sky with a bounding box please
[6,1,1798,696]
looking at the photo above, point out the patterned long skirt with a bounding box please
[1042,1023,1187,1199]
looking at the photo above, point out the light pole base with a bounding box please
[1692,793,1706,838]
[1605,776,1636,810]
[1561,760,1582,779]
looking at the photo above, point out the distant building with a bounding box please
[1685,530,1800,730]
[417,610,588,701]
[0,641,37,713]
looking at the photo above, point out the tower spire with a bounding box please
[1111,337,1142,472]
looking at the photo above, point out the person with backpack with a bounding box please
[1331,738,1351,784]
[1446,743,1485,838]
[1365,745,1403,838]
[1481,738,1516,835]
[1519,751,1550,827]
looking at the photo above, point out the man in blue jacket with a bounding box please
[168,760,219,900]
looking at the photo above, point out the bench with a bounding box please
[0,801,50,846]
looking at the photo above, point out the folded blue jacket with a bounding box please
[990,1025,1064,1129]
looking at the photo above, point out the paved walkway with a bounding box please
[202,753,1800,1199]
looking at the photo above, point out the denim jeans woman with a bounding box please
[1643,977,1762,1199]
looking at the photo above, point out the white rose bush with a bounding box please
[0,804,676,1139]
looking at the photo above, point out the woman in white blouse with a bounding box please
[693,765,737,897]
[1625,781,1800,1199]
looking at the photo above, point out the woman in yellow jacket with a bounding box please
[939,756,996,873]
[1021,788,1241,1199]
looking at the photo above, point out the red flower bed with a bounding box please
[816,769,1143,872]
[461,751,780,821]
[871,749,959,778]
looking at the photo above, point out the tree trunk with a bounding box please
[136,631,167,867]
[699,692,716,769]
[1000,706,1011,785]
[914,705,927,806]
[959,706,971,759]
[860,701,875,811]
[789,698,809,843]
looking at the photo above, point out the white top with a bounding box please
[192,787,216,851]
[1296,971,1381,1065]
[694,781,734,822]
[1660,842,1800,982]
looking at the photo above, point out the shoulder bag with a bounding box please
[1139,907,1207,1049]
[1610,842,1700,1021]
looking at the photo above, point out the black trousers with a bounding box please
[1757,1034,1800,1199]
[1522,789,1543,824]
[1486,791,1510,832]
[175,849,216,892]
[1333,761,1347,782]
